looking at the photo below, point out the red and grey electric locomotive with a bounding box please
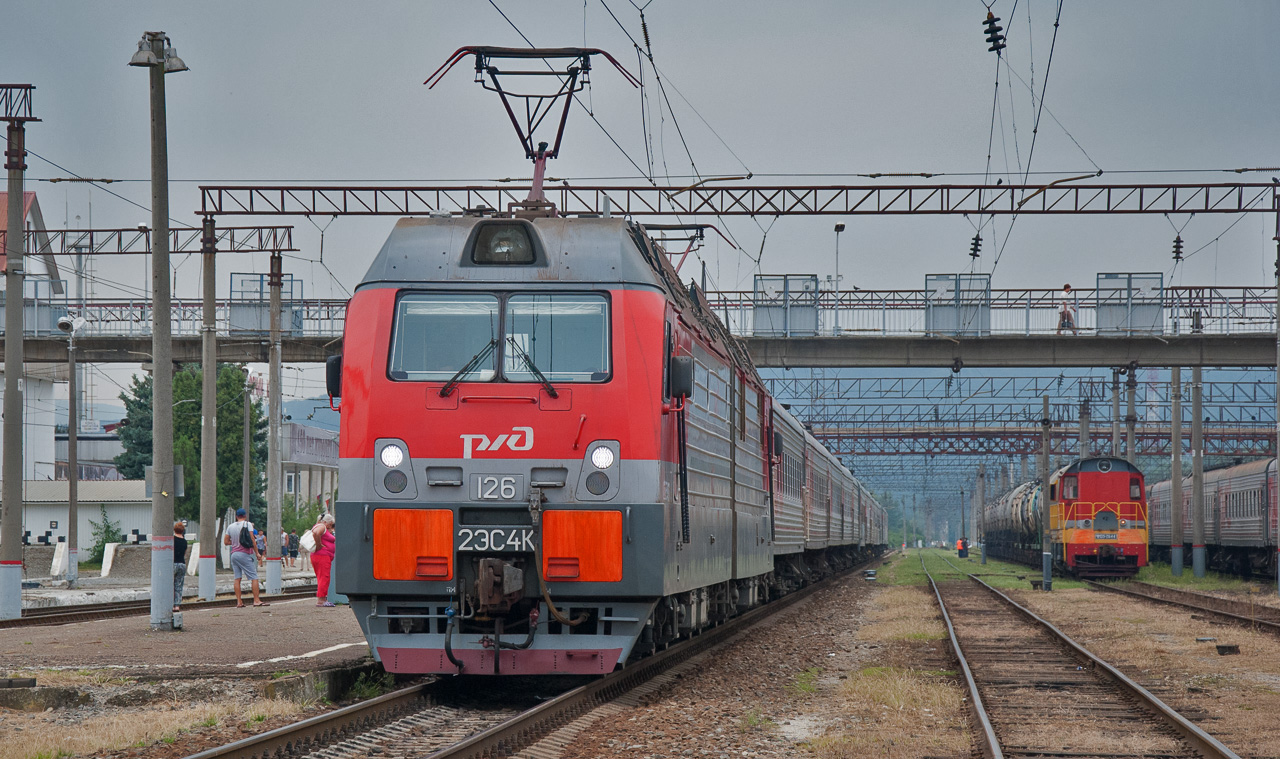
[327,215,887,676]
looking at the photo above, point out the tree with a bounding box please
[114,364,269,524]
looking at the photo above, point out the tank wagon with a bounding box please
[983,457,1148,578]
[327,215,887,675]
[1148,458,1277,577]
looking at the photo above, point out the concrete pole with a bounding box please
[977,463,986,564]
[265,252,283,594]
[1192,366,1206,578]
[911,493,916,549]
[198,218,217,601]
[1111,368,1122,456]
[1170,367,1184,576]
[1275,211,1280,598]
[66,337,78,586]
[1125,368,1138,464]
[1020,455,1028,482]
[1040,396,1053,591]
[143,36,176,631]
[0,114,30,620]
[242,369,251,513]
[1078,399,1091,460]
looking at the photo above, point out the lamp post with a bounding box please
[56,315,85,586]
[833,223,845,335]
[130,31,188,631]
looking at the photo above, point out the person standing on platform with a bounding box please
[224,508,267,607]
[172,521,188,613]
[254,529,266,568]
[287,530,299,569]
[311,513,336,607]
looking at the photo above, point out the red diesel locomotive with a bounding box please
[983,457,1148,578]
[327,215,888,676]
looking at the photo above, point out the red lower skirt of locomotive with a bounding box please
[1062,535,1147,579]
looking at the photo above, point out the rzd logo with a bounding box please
[460,427,534,459]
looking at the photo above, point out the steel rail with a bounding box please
[919,552,1003,759]
[1084,579,1280,636]
[183,681,432,759]
[925,552,1240,759]
[3,587,318,629]
[422,559,876,759]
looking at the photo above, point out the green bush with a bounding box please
[87,505,123,564]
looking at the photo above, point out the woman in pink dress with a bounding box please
[311,513,337,607]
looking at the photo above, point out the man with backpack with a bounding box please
[223,508,268,607]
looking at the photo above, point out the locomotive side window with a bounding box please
[1060,476,1078,500]
[504,294,610,382]
[389,294,499,381]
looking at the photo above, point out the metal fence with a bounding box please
[2,284,1273,340]
[705,286,1277,337]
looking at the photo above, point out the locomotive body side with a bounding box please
[333,216,884,676]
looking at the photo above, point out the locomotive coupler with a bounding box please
[475,557,526,615]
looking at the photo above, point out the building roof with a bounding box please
[0,191,35,233]
[17,480,147,504]
[0,191,63,290]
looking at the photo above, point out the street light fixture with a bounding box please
[56,314,86,586]
[130,30,187,631]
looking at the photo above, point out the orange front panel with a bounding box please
[372,509,454,581]
[542,510,623,582]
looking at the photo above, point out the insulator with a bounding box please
[969,233,982,258]
[641,18,652,50]
[1172,235,1184,261]
[983,12,1006,53]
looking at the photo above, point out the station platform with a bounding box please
[1,569,370,677]
[21,564,319,609]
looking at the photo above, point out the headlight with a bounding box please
[590,445,615,469]
[380,444,405,468]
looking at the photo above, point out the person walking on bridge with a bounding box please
[1057,283,1078,335]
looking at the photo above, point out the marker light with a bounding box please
[590,445,615,469]
[380,444,405,468]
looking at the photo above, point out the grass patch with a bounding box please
[344,671,395,701]
[738,707,775,732]
[786,667,822,696]
[897,548,1088,590]
[270,670,301,680]
[1,698,302,759]
[1134,562,1269,593]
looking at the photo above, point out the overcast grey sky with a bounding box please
[9,1,1279,296]
[6,1,1279,406]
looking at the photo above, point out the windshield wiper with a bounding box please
[439,338,497,398]
[507,337,558,398]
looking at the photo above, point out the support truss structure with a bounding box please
[198,182,1280,217]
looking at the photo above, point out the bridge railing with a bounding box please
[3,286,1273,340]
[703,286,1277,337]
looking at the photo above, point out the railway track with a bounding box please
[922,552,1240,759]
[1085,579,1280,636]
[4,586,319,629]
[183,555,883,759]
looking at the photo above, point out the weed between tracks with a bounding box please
[810,580,970,759]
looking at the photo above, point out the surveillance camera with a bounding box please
[57,315,75,333]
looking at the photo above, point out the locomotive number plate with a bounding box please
[457,527,535,552]
[471,474,525,501]
[1094,532,1117,540]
